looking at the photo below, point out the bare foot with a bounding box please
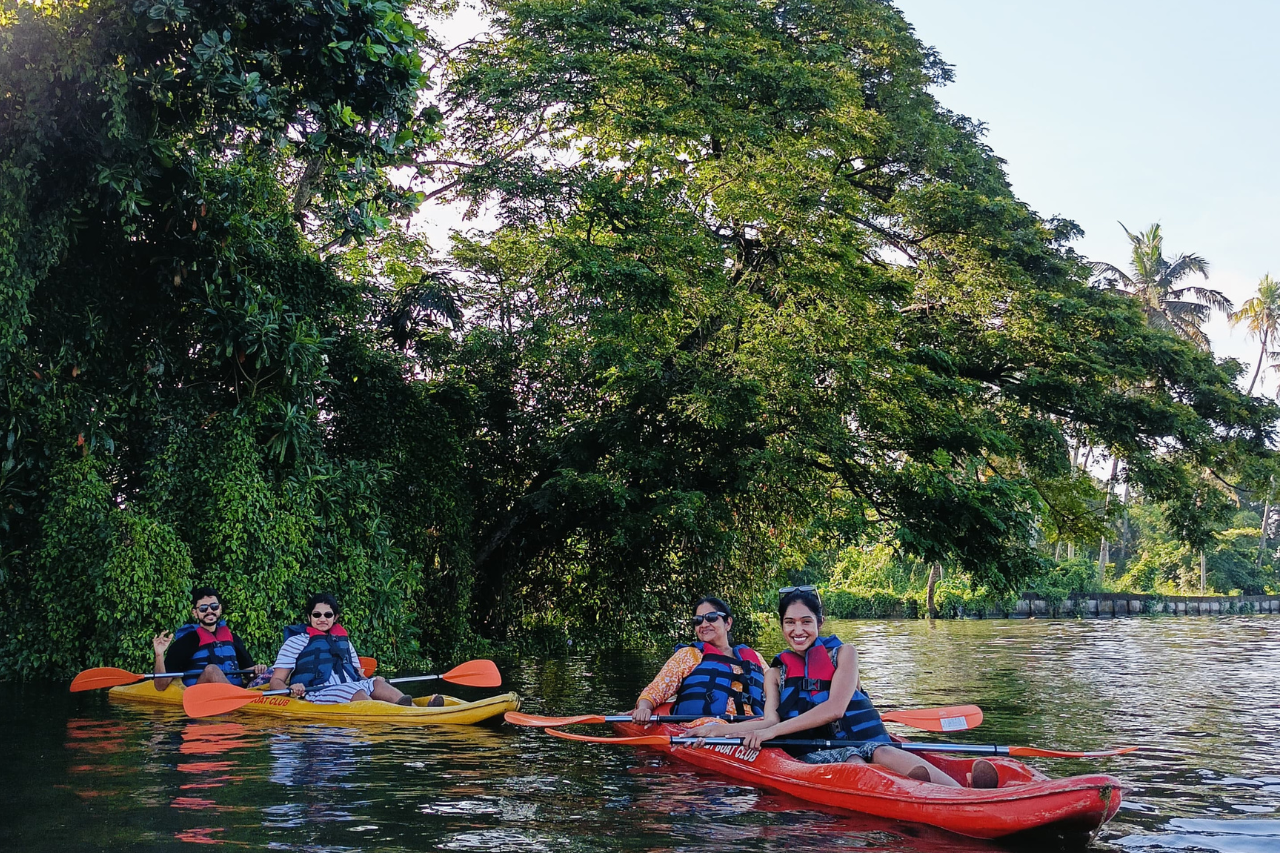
[970,759,999,789]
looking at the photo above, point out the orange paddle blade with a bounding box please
[359,657,377,677]
[1008,745,1139,758]
[442,659,501,688]
[505,712,608,727]
[881,705,983,733]
[545,728,670,746]
[70,667,145,692]
[182,683,261,718]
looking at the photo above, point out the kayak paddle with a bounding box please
[182,659,502,718]
[379,658,501,688]
[70,666,258,692]
[882,705,983,732]
[505,711,751,727]
[541,728,1138,759]
[72,659,375,692]
[505,704,982,734]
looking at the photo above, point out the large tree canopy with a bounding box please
[0,0,1274,674]
[416,0,1276,632]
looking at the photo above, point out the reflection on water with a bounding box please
[1116,819,1280,853]
[0,616,1277,851]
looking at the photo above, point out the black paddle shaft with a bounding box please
[676,736,1008,756]
[151,668,258,680]
[615,714,751,724]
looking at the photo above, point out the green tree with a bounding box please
[4,0,1278,671]
[0,0,442,674]
[424,0,1276,638]
[1091,223,1232,350]
[1230,274,1280,395]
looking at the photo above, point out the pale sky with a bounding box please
[893,0,1280,388]
[428,1,1280,390]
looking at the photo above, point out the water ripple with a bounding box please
[1,615,1276,852]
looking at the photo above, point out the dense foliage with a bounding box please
[0,0,439,674]
[2,0,1275,677]
[424,0,1276,635]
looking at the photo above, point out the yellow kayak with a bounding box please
[109,680,519,725]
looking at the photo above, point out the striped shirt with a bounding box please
[272,634,363,690]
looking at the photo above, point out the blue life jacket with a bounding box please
[773,635,890,755]
[173,621,242,686]
[671,642,766,717]
[284,623,361,689]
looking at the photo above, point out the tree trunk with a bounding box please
[926,563,941,618]
[1118,481,1132,568]
[1246,331,1269,396]
[1200,551,1207,593]
[1259,475,1274,569]
[1098,456,1120,583]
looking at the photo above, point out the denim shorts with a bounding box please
[801,742,886,763]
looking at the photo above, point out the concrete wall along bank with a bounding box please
[1013,592,1280,619]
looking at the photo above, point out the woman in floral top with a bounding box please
[631,596,767,723]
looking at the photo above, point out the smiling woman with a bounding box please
[685,589,998,789]
[266,594,414,706]
[629,596,767,724]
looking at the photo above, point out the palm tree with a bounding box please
[1229,274,1280,395]
[1091,223,1232,350]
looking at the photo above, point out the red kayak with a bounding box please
[613,716,1124,845]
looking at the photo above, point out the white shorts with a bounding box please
[304,677,379,704]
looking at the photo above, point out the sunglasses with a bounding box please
[691,611,728,626]
[779,585,817,596]
[310,610,335,619]
[196,603,222,613]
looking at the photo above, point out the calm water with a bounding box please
[3,617,1278,852]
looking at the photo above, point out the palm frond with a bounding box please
[1169,285,1232,314]
[1160,253,1210,286]
[1089,261,1135,291]
[1124,222,1164,284]
[1164,301,1212,323]
[1171,317,1212,350]
[1230,296,1265,326]
[1145,310,1176,333]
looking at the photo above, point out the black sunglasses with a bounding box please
[196,602,222,613]
[310,610,335,619]
[779,585,817,596]
[691,611,728,626]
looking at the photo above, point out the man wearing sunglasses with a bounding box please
[152,587,267,690]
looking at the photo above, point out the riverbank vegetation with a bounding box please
[2,0,1276,676]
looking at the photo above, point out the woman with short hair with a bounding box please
[267,593,412,705]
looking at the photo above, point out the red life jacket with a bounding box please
[176,621,241,686]
[773,636,889,753]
